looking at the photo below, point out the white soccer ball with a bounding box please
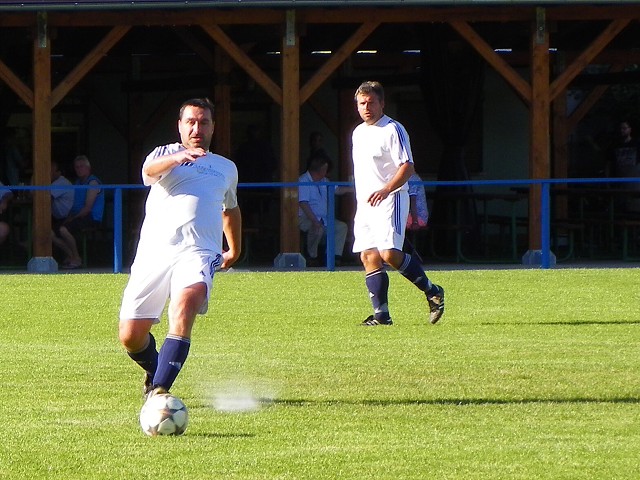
[139,393,189,436]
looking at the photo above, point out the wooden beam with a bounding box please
[51,25,130,108]
[552,74,568,220]
[173,28,216,71]
[89,90,127,139]
[0,57,34,108]
[550,18,630,101]
[338,87,360,245]
[300,21,379,105]
[280,10,300,253]
[201,23,283,105]
[307,95,339,139]
[0,6,527,28]
[138,93,183,143]
[214,47,232,158]
[450,19,532,105]
[13,7,535,28]
[546,5,640,21]
[566,64,624,133]
[46,9,285,27]
[528,9,551,251]
[1,5,640,29]
[32,17,53,258]
[127,92,145,184]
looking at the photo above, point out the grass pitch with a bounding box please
[0,268,639,479]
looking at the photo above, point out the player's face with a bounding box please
[179,106,215,150]
[356,93,384,125]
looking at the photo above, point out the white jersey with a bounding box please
[137,142,238,255]
[351,114,413,204]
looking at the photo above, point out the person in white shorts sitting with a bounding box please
[298,151,349,267]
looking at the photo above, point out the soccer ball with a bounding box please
[139,393,189,436]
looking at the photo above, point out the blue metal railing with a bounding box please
[7,176,640,273]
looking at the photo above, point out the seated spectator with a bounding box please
[0,181,13,247]
[50,160,74,222]
[52,155,104,269]
[407,173,429,230]
[606,119,640,213]
[298,151,349,267]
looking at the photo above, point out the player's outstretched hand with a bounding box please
[178,147,207,164]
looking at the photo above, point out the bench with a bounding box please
[614,218,640,261]
[551,220,584,262]
[427,223,475,262]
[235,227,261,265]
[485,215,528,261]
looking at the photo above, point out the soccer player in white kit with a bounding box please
[118,98,242,397]
[351,81,444,326]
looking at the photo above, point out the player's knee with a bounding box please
[379,248,402,268]
[118,320,150,351]
[360,249,382,269]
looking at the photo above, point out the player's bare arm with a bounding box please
[221,206,242,268]
[367,162,415,206]
[142,148,207,185]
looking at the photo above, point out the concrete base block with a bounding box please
[521,249,556,267]
[274,252,306,271]
[27,257,58,273]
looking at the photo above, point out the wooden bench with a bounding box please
[80,223,113,267]
[614,218,640,261]
[551,220,584,262]
[427,223,475,262]
[485,215,528,261]
[235,227,261,265]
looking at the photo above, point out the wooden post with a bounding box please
[214,46,232,158]
[32,12,53,260]
[528,7,550,252]
[339,86,360,249]
[280,10,300,253]
[552,61,568,221]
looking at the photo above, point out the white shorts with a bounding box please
[352,190,409,253]
[119,245,222,323]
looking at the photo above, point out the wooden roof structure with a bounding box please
[1,2,640,264]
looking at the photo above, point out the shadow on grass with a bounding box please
[187,432,256,439]
[271,396,640,406]
[481,320,640,326]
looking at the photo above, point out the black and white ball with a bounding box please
[140,393,189,436]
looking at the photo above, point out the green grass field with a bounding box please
[1,268,639,479]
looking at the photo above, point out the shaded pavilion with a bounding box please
[1,0,640,268]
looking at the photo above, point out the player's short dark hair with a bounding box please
[179,98,215,120]
[354,81,384,102]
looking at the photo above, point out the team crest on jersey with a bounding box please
[195,164,224,177]
[179,161,223,178]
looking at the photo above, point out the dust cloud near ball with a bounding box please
[204,378,278,413]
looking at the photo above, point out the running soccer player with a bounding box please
[118,97,242,398]
[351,81,444,326]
